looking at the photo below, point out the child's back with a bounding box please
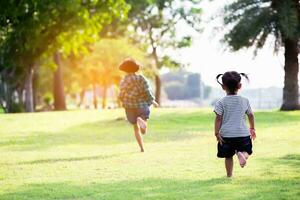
[215,95,252,138]
[119,73,154,108]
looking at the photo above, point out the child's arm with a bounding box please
[215,114,224,144]
[141,76,156,105]
[247,113,256,140]
[152,100,159,107]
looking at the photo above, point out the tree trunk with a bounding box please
[154,74,161,105]
[32,68,38,111]
[115,85,122,108]
[24,68,34,112]
[152,47,161,105]
[53,52,67,111]
[280,39,300,110]
[93,83,98,109]
[0,75,6,112]
[16,85,24,106]
[102,85,107,109]
[77,88,85,108]
[3,81,12,113]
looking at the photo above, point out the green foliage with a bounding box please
[8,102,24,113]
[0,0,129,69]
[0,0,129,112]
[277,0,299,39]
[126,0,202,69]
[177,36,193,48]
[223,0,300,51]
[0,109,299,199]
[43,92,53,106]
[63,38,149,93]
[222,0,300,111]
[160,56,181,69]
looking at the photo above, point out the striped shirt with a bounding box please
[119,73,155,108]
[214,95,252,138]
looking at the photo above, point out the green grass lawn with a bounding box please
[0,108,299,200]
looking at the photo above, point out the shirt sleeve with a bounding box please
[214,100,223,116]
[141,76,155,103]
[245,99,253,114]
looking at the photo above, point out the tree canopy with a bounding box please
[222,0,300,110]
[0,0,129,112]
[125,0,202,104]
[223,0,300,52]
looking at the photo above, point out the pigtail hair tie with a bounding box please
[216,74,223,86]
[240,73,249,82]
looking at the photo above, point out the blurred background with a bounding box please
[0,0,299,113]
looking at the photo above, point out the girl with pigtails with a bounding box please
[214,71,256,177]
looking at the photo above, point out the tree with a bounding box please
[111,0,202,105]
[53,52,66,110]
[222,0,300,110]
[0,0,129,112]
[68,38,148,109]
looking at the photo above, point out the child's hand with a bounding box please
[215,133,225,145]
[152,100,159,107]
[250,128,256,140]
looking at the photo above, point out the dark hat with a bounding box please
[119,58,141,73]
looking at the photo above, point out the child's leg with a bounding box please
[133,124,145,152]
[137,117,147,134]
[137,107,150,135]
[236,136,252,167]
[225,157,233,177]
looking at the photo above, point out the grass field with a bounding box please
[0,108,299,200]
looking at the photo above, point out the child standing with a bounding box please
[118,58,157,152]
[214,71,256,177]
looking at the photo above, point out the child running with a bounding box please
[118,58,158,152]
[214,71,256,177]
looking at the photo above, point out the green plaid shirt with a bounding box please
[119,74,155,108]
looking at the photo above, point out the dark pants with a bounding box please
[125,107,150,124]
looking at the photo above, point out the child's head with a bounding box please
[216,71,249,94]
[119,58,141,73]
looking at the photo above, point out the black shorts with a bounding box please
[217,136,252,158]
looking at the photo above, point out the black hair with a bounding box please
[216,71,249,94]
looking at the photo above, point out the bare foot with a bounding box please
[242,152,249,160]
[237,152,247,168]
[140,126,147,134]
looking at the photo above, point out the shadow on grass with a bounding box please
[0,119,130,150]
[277,154,300,168]
[257,154,300,179]
[0,112,212,151]
[0,177,299,200]
[1,110,299,151]
[259,154,300,168]
[16,151,135,165]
